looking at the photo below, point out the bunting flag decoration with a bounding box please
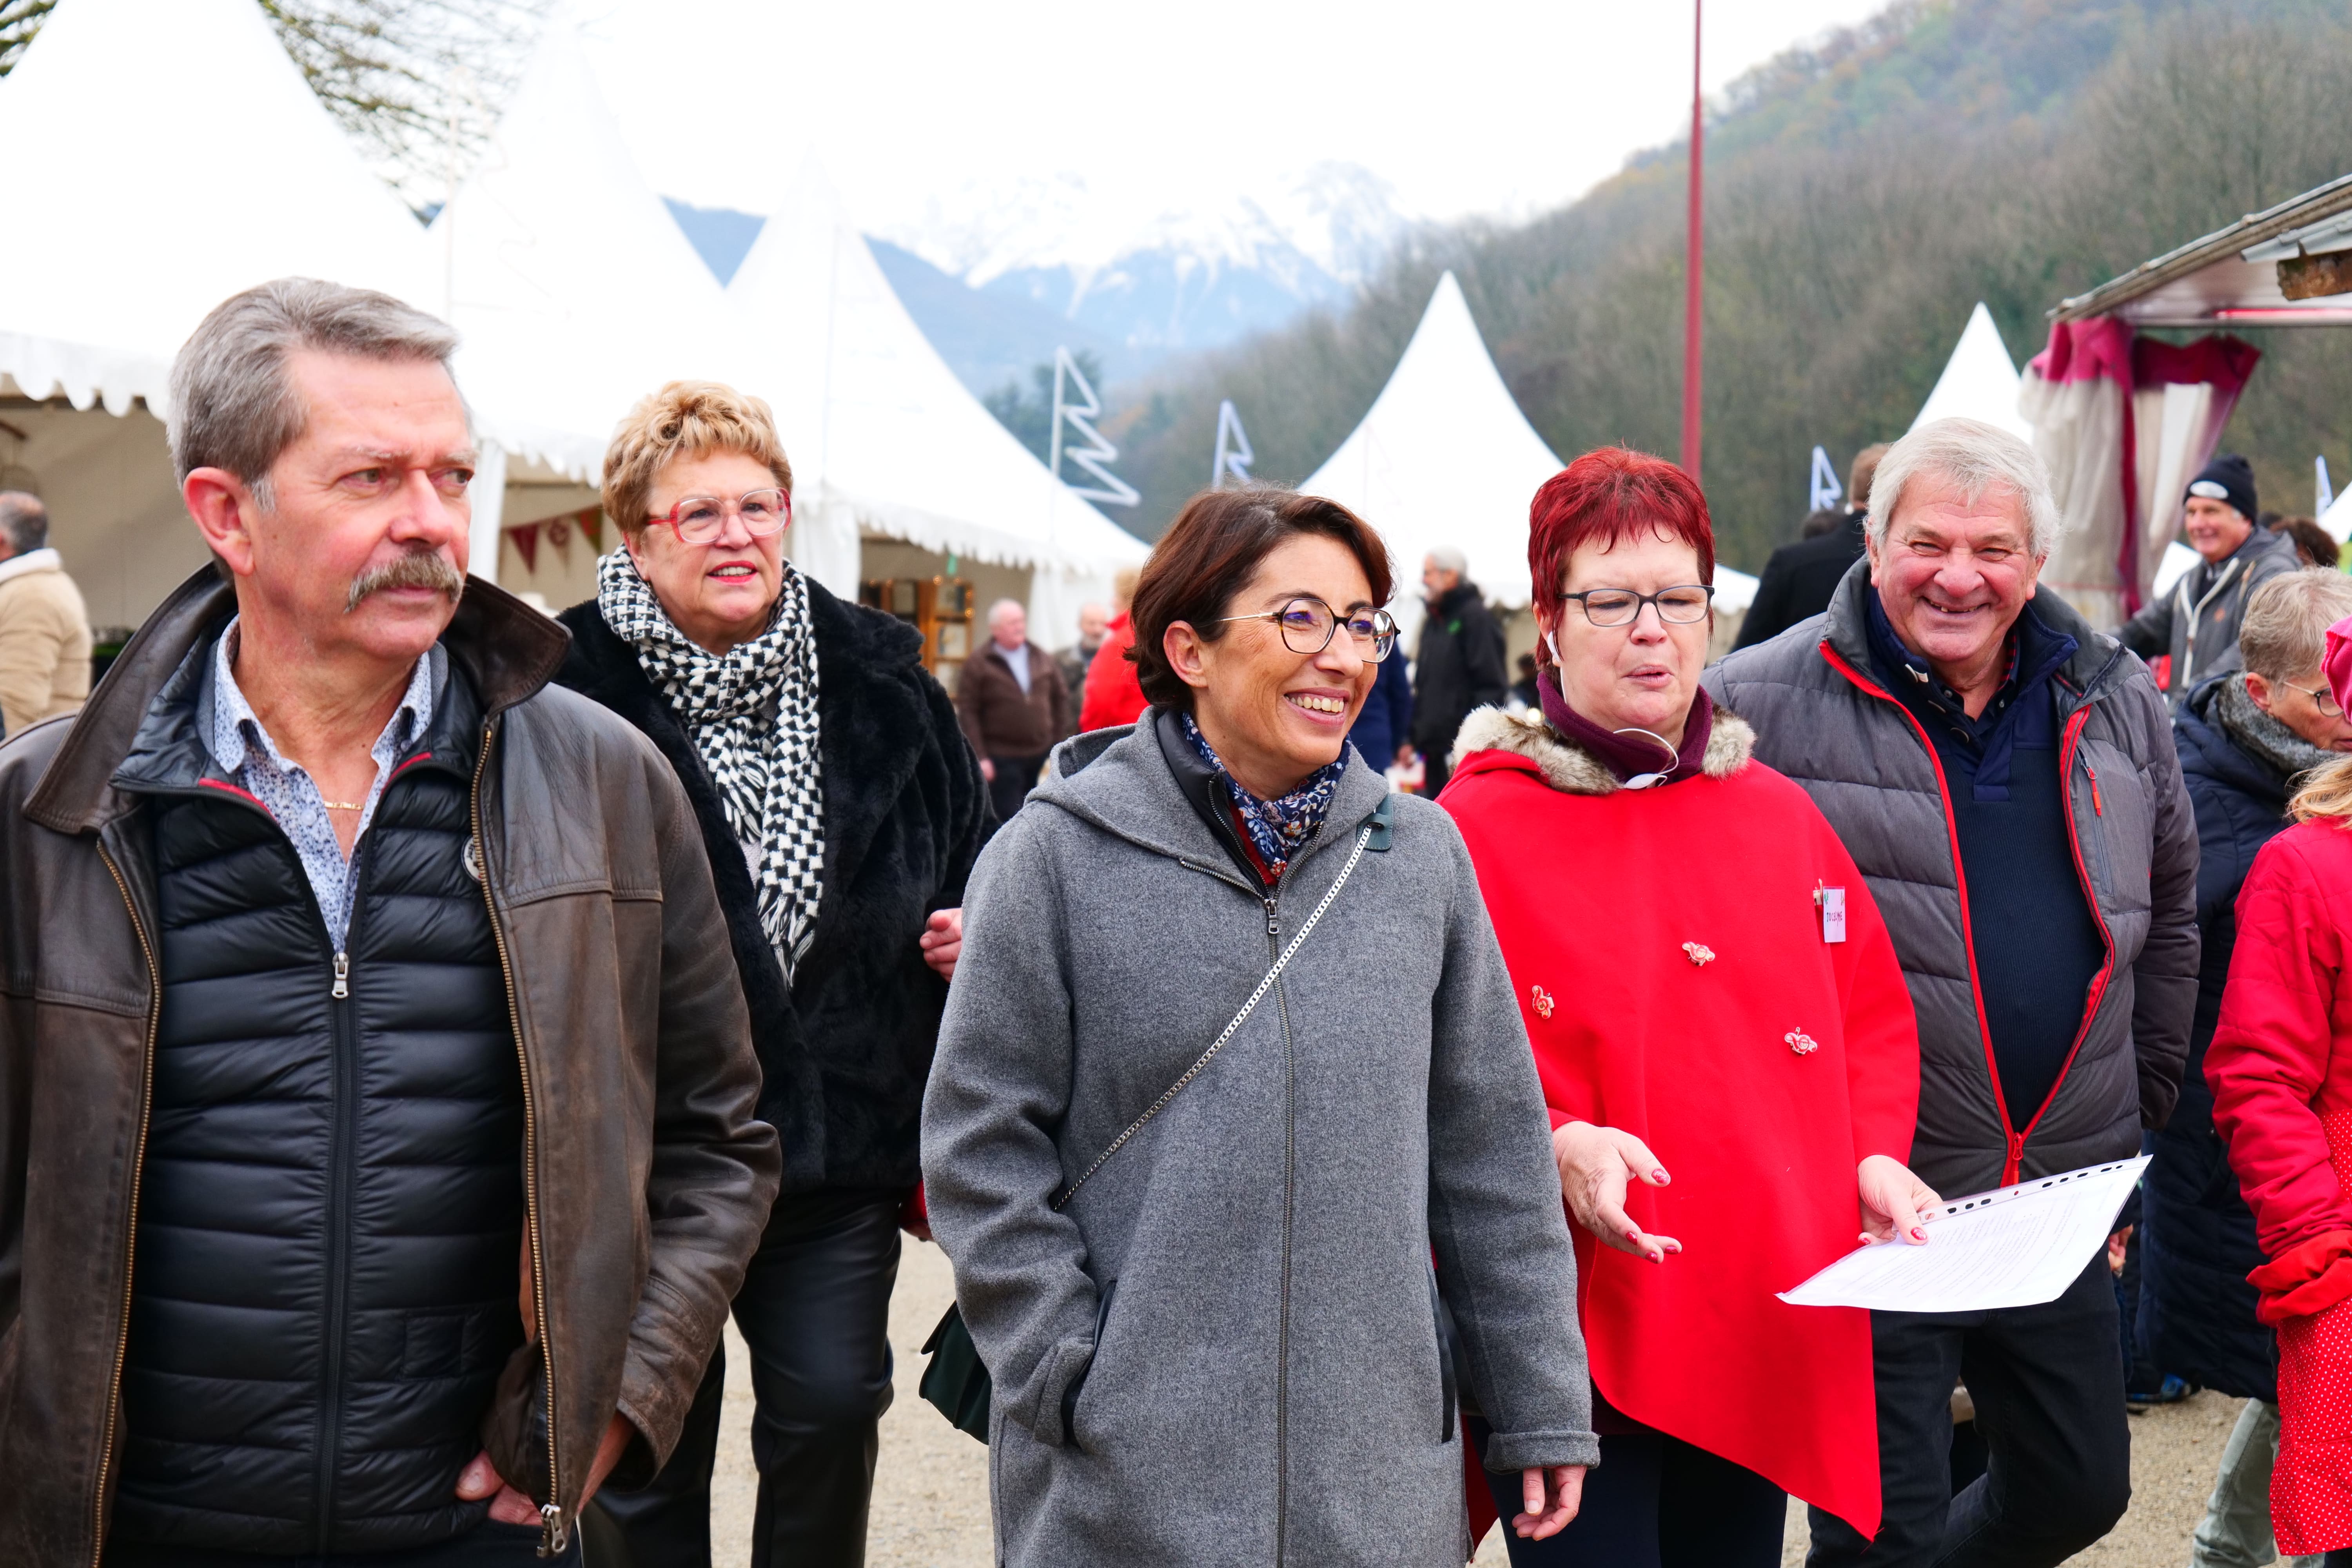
[1809,445,1843,513]
[2319,456,2336,517]
[1213,400,1255,487]
[1049,346,1140,507]
[579,507,604,550]
[508,521,542,574]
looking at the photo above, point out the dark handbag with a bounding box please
[918,800,1389,1443]
[918,1301,993,1441]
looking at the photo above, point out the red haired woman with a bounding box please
[1440,449,1934,1565]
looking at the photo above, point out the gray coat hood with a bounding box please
[924,719,1595,1567]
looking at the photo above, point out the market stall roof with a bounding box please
[1912,302,2033,441]
[1301,272,1563,639]
[726,162,1148,597]
[428,15,755,479]
[2051,171,2352,329]
[0,0,437,416]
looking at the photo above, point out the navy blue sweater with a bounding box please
[1868,596,2108,1129]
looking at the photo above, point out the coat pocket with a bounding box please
[1427,1262,1459,1443]
[1060,1278,1118,1450]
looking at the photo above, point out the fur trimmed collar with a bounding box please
[1448,703,1755,796]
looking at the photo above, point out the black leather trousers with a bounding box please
[586,1188,906,1568]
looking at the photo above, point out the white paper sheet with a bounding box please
[1778,1156,2151,1313]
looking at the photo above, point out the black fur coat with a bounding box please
[556,577,988,1194]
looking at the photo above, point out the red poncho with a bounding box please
[1443,708,1919,1538]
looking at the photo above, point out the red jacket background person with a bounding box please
[2207,613,2352,1559]
[1442,448,1929,1566]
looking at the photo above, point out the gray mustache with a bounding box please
[346,550,465,613]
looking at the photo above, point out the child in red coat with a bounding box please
[2208,615,2352,1561]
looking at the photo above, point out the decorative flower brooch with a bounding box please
[1785,1030,1820,1056]
[1530,984,1555,1020]
[1682,942,1715,967]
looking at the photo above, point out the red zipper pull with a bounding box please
[2086,761,2103,817]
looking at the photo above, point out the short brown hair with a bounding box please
[604,380,793,540]
[1129,485,1394,713]
[1849,443,1891,511]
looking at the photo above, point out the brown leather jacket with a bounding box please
[955,639,1073,759]
[0,570,781,1566]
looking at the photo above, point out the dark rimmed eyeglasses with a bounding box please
[1560,584,1714,627]
[644,487,791,545]
[2285,679,2345,719]
[1218,597,1399,661]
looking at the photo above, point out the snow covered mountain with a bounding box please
[664,162,1410,402]
[880,161,1411,363]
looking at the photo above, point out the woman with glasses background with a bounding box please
[923,483,1599,1566]
[1439,447,1931,1566]
[552,381,988,1567]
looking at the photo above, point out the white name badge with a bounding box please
[1817,885,1847,944]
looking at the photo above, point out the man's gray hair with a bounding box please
[1425,544,1468,575]
[1866,417,2064,560]
[167,278,462,509]
[2239,568,2352,682]
[987,597,1025,625]
[0,492,47,554]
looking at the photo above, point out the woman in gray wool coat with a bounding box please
[921,485,1599,1567]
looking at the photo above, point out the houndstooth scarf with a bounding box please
[597,548,826,982]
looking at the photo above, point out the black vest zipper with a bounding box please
[313,833,376,1550]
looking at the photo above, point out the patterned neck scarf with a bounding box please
[1180,712,1345,878]
[597,548,826,981]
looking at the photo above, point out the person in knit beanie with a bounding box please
[2122,452,2300,711]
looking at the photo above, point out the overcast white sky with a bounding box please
[576,0,1891,269]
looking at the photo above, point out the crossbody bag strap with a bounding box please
[1051,802,1386,1212]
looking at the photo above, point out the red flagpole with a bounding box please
[1681,0,1704,482]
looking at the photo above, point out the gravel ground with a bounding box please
[703,1236,2240,1568]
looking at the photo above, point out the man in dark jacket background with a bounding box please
[956,597,1073,827]
[1407,546,1506,796]
[0,280,780,1567]
[2146,570,2352,1568]
[2122,453,2300,710]
[1733,441,1887,650]
[1707,417,2198,1568]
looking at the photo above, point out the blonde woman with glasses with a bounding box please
[554,381,988,1566]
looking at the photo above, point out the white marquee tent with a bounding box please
[1911,302,2035,442]
[1301,273,1562,649]
[0,0,439,624]
[726,164,1147,638]
[426,13,778,587]
[1297,272,1758,644]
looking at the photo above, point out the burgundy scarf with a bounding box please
[1535,667,1715,786]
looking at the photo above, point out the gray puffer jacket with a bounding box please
[1703,561,2198,1198]
[922,721,1595,1568]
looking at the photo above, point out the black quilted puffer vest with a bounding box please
[108,644,526,1555]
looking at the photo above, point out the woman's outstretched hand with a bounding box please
[1857,1154,1940,1246]
[1516,1465,1586,1540]
[1552,1122,1680,1263]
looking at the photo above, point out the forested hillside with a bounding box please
[1104,0,2352,569]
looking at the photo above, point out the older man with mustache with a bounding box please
[0,279,780,1568]
[1705,418,2198,1568]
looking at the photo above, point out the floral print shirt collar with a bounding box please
[1180,711,1345,879]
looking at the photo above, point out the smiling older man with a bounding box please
[1705,417,2198,1568]
[0,279,779,1567]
